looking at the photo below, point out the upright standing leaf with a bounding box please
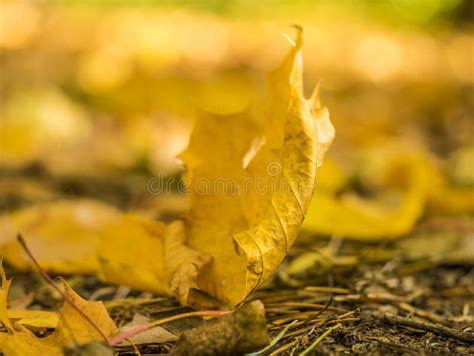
[181,28,334,306]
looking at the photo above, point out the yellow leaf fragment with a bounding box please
[428,185,474,216]
[97,216,212,300]
[0,264,117,356]
[0,199,120,273]
[181,28,334,306]
[0,261,13,330]
[8,309,59,329]
[97,214,168,294]
[0,328,58,356]
[303,152,435,240]
[50,281,117,346]
[164,221,212,305]
[0,200,212,299]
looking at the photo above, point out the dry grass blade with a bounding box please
[304,286,350,294]
[247,320,299,355]
[299,323,342,356]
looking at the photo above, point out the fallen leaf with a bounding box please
[0,261,14,330]
[0,263,117,356]
[303,151,436,240]
[180,28,334,305]
[163,221,212,305]
[8,309,59,329]
[0,328,58,356]
[49,281,117,347]
[97,216,212,301]
[116,313,178,346]
[396,231,474,265]
[0,261,58,355]
[0,199,120,273]
[97,214,168,294]
[284,247,358,278]
[428,184,474,216]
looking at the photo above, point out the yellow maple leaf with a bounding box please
[180,27,334,306]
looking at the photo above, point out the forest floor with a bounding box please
[1,166,473,355]
[3,232,473,355]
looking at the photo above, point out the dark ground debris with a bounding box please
[3,252,473,355]
[1,167,473,355]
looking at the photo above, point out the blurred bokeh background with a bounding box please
[1,0,473,237]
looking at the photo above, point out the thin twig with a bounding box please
[383,313,474,345]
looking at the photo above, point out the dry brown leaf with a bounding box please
[116,313,178,346]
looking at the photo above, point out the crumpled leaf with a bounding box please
[0,263,117,356]
[180,28,334,306]
[97,216,212,300]
[163,221,212,305]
